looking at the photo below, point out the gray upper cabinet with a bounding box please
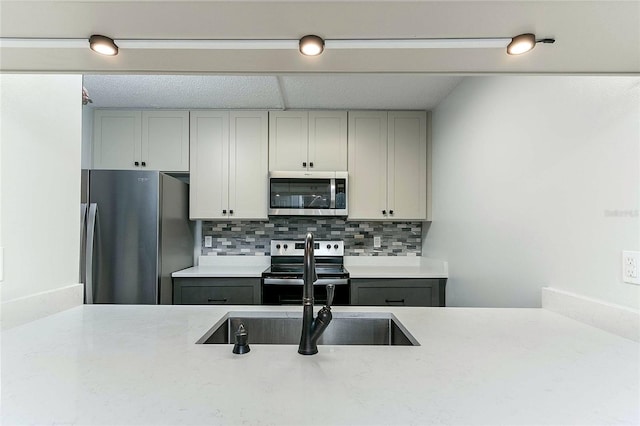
[348,111,427,220]
[93,110,141,170]
[269,110,348,171]
[93,109,189,171]
[189,110,268,220]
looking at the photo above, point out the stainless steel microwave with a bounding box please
[268,171,348,216]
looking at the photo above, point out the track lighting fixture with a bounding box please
[0,33,555,57]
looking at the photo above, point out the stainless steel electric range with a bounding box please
[261,240,350,305]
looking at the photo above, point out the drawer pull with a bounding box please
[385,298,405,305]
[208,298,228,303]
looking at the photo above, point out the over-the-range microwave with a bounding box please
[268,171,348,216]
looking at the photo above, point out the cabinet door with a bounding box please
[308,111,348,171]
[189,111,229,219]
[268,111,308,171]
[93,110,141,169]
[229,111,268,219]
[141,110,189,172]
[388,111,427,220]
[347,111,388,220]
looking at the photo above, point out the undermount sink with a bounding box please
[197,311,420,346]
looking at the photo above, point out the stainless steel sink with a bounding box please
[197,311,419,346]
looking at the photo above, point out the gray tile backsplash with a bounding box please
[201,217,421,256]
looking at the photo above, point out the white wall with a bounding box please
[424,76,640,309]
[1,74,84,329]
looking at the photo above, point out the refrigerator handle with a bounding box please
[80,203,87,283]
[85,203,98,304]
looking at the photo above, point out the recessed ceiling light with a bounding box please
[89,35,118,56]
[299,35,324,56]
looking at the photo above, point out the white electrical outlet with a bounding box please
[622,251,640,285]
[374,236,381,248]
[204,236,213,248]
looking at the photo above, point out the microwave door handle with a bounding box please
[85,203,98,304]
[330,178,336,209]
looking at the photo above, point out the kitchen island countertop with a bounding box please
[2,304,638,425]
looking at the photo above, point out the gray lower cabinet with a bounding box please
[173,277,261,305]
[350,278,446,307]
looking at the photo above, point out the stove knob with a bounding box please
[326,244,331,249]
[283,244,288,250]
[334,244,339,249]
[276,244,281,249]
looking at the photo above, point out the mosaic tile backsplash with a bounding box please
[201,217,422,256]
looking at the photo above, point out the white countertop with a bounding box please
[172,264,269,278]
[345,256,448,278]
[2,305,638,425]
[173,255,270,278]
[172,256,449,279]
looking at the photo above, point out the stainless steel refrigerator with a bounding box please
[80,170,193,304]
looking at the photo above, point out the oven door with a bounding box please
[268,171,347,216]
[262,279,350,305]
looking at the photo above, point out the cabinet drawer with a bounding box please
[350,278,446,307]
[178,286,255,305]
[354,286,433,307]
[173,277,261,305]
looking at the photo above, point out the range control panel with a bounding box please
[270,240,344,257]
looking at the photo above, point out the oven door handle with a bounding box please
[316,278,349,285]
[262,278,349,286]
[262,278,304,285]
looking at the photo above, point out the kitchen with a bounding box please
[1,1,639,425]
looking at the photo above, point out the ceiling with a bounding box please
[82,74,463,109]
[1,1,639,73]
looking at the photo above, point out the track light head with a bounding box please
[299,35,324,56]
[89,35,118,56]
[507,33,536,55]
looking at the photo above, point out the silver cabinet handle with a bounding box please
[85,203,98,304]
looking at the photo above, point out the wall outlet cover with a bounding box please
[204,236,213,248]
[622,251,640,285]
[374,236,381,248]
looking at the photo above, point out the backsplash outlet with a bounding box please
[201,218,421,256]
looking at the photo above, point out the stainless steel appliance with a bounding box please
[261,239,350,305]
[80,170,193,304]
[268,171,348,216]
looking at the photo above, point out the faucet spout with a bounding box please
[303,233,318,302]
[298,232,333,355]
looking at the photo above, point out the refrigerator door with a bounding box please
[80,169,90,301]
[80,202,87,284]
[89,170,160,304]
[84,203,97,304]
[158,174,193,304]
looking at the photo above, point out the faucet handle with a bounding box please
[325,284,335,308]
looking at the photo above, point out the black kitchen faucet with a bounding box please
[298,232,335,355]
